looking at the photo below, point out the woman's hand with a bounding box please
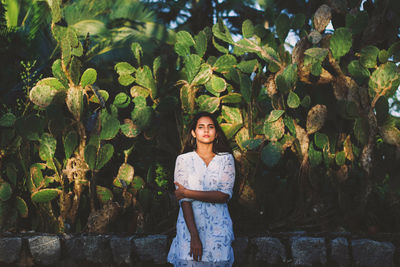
[190,235,202,261]
[174,181,186,201]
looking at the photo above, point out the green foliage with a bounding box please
[80,68,97,87]
[31,189,60,203]
[64,131,78,159]
[360,46,379,68]
[287,91,300,108]
[261,142,283,167]
[0,182,12,201]
[96,186,113,204]
[330,27,352,60]
[1,0,400,234]
[0,113,16,127]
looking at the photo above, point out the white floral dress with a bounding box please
[168,151,235,267]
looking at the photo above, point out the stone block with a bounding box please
[28,235,60,265]
[232,237,248,265]
[331,237,350,267]
[64,235,85,261]
[0,237,22,263]
[352,239,395,267]
[110,236,133,264]
[291,237,327,266]
[132,234,167,264]
[252,237,287,264]
[64,235,112,263]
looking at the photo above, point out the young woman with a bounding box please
[167,112,236,267]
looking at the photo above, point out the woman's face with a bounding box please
[191,116,217,145]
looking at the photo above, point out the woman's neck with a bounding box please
[195,143,214,156]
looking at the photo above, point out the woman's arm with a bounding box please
[181,201,202,261]
[175,182,229,203]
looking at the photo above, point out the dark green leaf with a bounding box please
[220,93,242,104]
[84,144,97,170]
[237,59,258,73]
[0,113,16,127]
[378,50,389,64]
[115,62,135,75]
[242,19,254,38]
[131,42,143,66]
[64,131,78,159]
[39,133,56,162]
[5,163,17,186]
[183,54,202,84]
[314,132,329,149]
[135,66,157,99]
[95,144,114,170]
[221,123,242,139]
[335,151,346,166]
[287,91,300,108]
[31,189,60,203]
[267,110,285,122]
[261,142,283,167]
[197,95,220,113]
[369,62,400,97]
[0,182,12,201]
[80,68,97,87]
[96,185,113,203]
[221,106,242,124]
[118,74,135,86]
[100,116,120,140]
[214,55,236,73]
[210,75,227,93]
[276,13,290,42]
[301,95,311,108]
[132,176,145,190]
[176,31,195,47]
[192,64,212,86]
[264,117,285,141]
[239,73,252,103]
[330,27,352,60]
[292,13,306,29]
[348,60,370,84]
[194,31,207,57]
[360,45,379,68]
[113,92,130,108]
[353,117,369,145]
[212,37,229,54]
[309,142,322,167]
[15,196,28,218]
[212,20,234,44]
[175,42,190,57]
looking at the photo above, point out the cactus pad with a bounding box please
[96,186,113,204]
[306,104,328,134]
[261,142,283,167]
[31,189,60,203]
[15,196,28,218]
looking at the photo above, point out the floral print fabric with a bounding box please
[168,151,236,267]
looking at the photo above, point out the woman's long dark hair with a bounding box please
[182,112,232,155]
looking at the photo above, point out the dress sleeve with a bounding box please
[174,155,193,204]
[218,154,235,201]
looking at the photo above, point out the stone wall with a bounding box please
[0,232,399,266]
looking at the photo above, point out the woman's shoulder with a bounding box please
[177,151,195,160]
[217,152,234,160]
